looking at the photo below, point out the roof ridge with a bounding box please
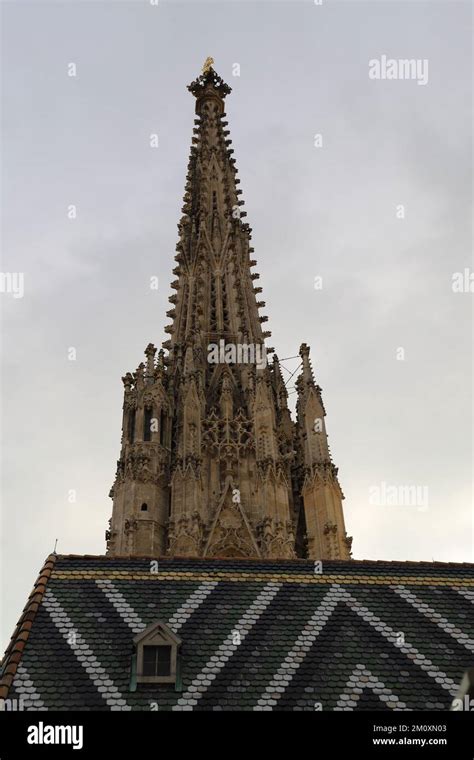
[53,553,474,568]
[0,552,57,700]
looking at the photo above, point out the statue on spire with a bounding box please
[202,56,214,73]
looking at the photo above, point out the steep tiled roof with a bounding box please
[0,553,57,701]
[2,554,473,711]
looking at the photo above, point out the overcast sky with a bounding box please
[1,0,472,651]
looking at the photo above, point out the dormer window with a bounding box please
[133,621,181,685]
[143,644,171,677]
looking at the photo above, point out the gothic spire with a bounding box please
[107,64,351,562]
[162,62,269,356]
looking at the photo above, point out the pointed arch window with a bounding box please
[144,407,153,442]
[159,409,166,446]
[128,409,136,444]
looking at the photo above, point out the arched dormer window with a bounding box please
[133,621,181,685]
[144,407,153,442]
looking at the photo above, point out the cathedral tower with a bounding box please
[106,63,352,560]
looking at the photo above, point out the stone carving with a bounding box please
[206,501,257,558]
[168,511,204,556]
[257,517,296,559]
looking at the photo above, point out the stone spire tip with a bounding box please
[188,59,232,108]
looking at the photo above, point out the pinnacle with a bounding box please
[299,343,316,386]
[144,343,156,357]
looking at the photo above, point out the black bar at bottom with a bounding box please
[0,710,473,758]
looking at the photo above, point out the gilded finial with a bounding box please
[202,56,214,74]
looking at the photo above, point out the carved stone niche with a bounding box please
[133,621,181,685]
